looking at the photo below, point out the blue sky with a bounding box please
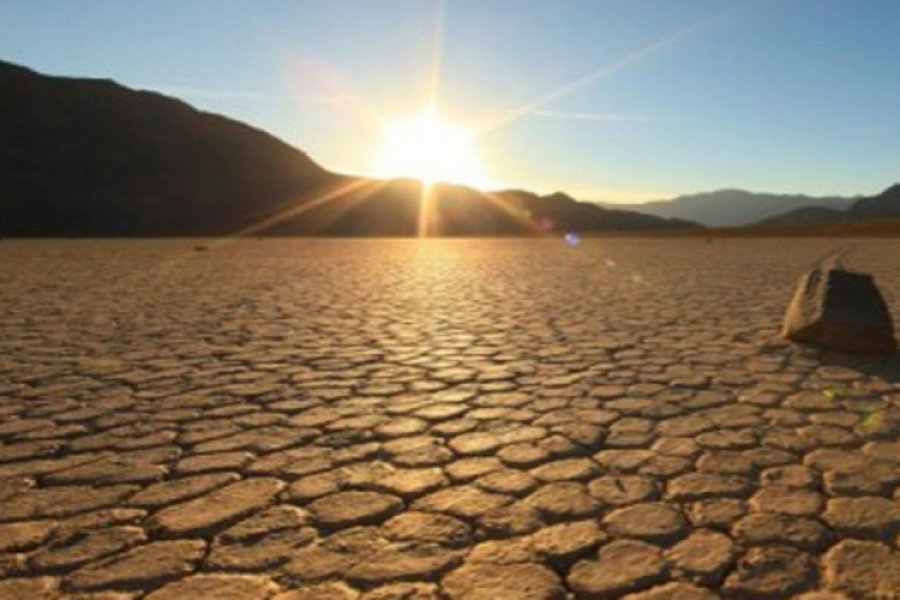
[2,0,899,202]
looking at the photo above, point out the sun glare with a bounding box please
[372,109,491,188]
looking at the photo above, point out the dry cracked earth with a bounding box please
[1,238,900,600]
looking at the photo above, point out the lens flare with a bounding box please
[372,109,491,188]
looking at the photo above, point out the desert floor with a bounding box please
[1,238,899,599]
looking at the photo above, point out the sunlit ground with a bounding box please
[1,238,899,596]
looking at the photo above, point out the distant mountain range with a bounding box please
[758,184,900,227]
[602,190,858,227]
[0,59,696,236]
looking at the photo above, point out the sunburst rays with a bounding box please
[480,191,550,236]
[178,1,740,243]
[227,178,382,239]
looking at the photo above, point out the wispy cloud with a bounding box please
[532,109,650,123]
[475,3,738,135]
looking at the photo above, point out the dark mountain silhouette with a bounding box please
[602,189,856,227]
[0,59,698,236]
[0,60,332,235]
[759,184,900,227]
[850,183,900,219]
[757,206,846,226]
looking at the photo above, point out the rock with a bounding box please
[320,526,385,555]
[444,458,504,482]
[530,458,599,482]
[0,484,137,520]
[524,482,602,521]
[0,577,58,599]
[478,502,542,537]
[51,507,146,539]
[653,437,701,458]
[43,456,167,485]
[0,520,56,552]
[285,473,341,502]
[781,266,897,355]
[732,513,833,552]
[467,536,536,565]
[218,505,309,543]
[442,562,566,600]
[476,469,538,496]
[382,512,472,548]
[144,574,279,599]
[127,472,240,508]
[30,526,146,572]
[696,450,755,475]
[346,546,461,585]
[413,486,509,519]
[567,539,668,599]
[688,498,747,529]
[723,545,817,599]
[593,449,654,473]
[823,496,900,540]
[206,528,316,571]
[175,451,254,474]
[532,520,607,567]
[65,540,206,591]
[280,544,354,584]
[667,529,735,581]
[587,475,658,505]
[823,459,900,495]
[760,465,818,488]
[0,553,25,577]
[274,582,360,600]
[621,582,719,600]
[447,432,502,456]
[823,540,900,597]
[666,473,752,502]
[793,593,853,600]
[655,415,715,437]
[375,468,447,498]
[362,582,438,600]
[603,502,688,543]
[498,443,552,468]
[749,485,824,517]
[148,477,284,537]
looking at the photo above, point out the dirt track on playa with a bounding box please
[1,238,899,599]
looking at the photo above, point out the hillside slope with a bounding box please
[0,59,699,236]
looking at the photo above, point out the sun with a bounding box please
[371,109,491,188]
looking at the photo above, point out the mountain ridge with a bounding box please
[759,184,900,227]
[0,59,697,237]
[601,189,858,227]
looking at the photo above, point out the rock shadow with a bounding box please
[817,348,900,384]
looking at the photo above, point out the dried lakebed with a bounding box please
[1,238,899,599]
